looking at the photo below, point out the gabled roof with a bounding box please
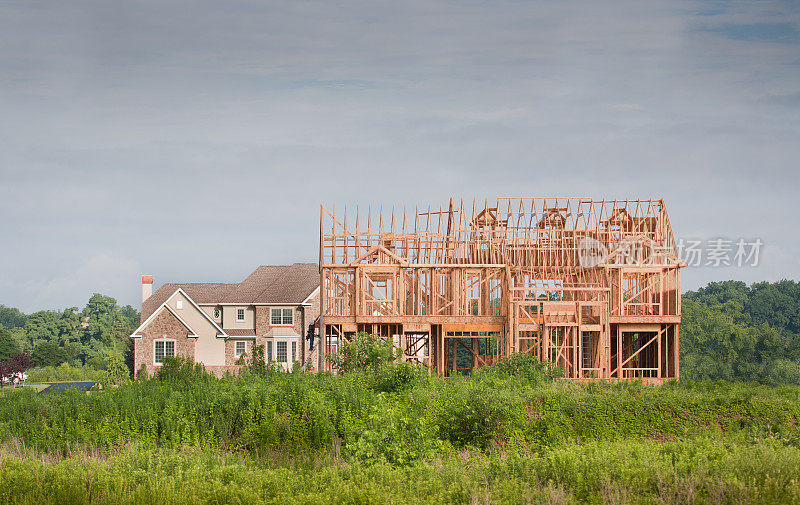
[224,263,319,304]
[133,288,226,338]
[141,283,236,323]
[140,263,319,322]
[131,299,198,338]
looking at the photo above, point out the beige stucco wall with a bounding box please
[165,291,226,366]
[200,305,223,325]
[222,306,255,331]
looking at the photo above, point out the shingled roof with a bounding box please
[223,263,319,304]
[140,263,319,323]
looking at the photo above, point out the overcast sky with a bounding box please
[1,0,799,312]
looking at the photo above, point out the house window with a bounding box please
[266,341,272,361]
[291,341,297,363]
[235,341,246,358]
[276,341,287,363]
[154,340,175,364]
[236,308,245,322]
[176,300,183,310]
[270,308,293,326]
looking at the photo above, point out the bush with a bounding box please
[154,356,212,388]
[102,348,130,387]
[372,361,425,393]
[346,395,446,465]
[430,378,524,448]
[327,332,399,373]
[477,351,562,385]
[26,364,106,383]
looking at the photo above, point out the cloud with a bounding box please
[0,0,799,310]
[608,103,647,113]
[703,22,800,44]
[8,253,141,312]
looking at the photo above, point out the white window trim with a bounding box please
[153,338,176,366]
[275,340,289,363]
[235,341,247,358]
[266,336,299,365]
[176,300,183,310]
[270,307,294,327]
[236,308,246,322]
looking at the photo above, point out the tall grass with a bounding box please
[26,364,106,383]
[2,355,799,503]
[1,357,798,462]
[2,439,800,504]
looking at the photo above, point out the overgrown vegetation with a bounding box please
[1,353,799,458]
[4,438,800,504]
[2,329,800,502]
[1,280,799,502]
[0,362,799,503]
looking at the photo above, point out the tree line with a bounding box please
[1,279,799,384]
[0,294,140,375]
[680,279,800,384]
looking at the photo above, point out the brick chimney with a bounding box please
[142,275,153,303]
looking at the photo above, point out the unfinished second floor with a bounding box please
[320,198,685,325]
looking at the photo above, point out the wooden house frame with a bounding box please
[318,198,684,382]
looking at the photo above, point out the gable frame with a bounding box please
[131,303,198,339]
[131,288,228,338]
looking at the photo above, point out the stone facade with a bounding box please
[134,309,195,377]
[135,289,320,377]
[254,304,312,337]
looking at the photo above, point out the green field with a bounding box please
[1,355,799,504]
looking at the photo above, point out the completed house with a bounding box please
[131,263,320,376]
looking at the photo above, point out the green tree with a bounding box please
[31,341,68,367]
[327,332,400,373]
[0,326,21,361]
[0,305,27,328]
[681,281,800,385]
[103,348,130,386]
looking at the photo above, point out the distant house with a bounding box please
[130,263,320,377]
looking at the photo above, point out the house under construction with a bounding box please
[318,198,684,383]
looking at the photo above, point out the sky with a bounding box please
[1,0,799,313]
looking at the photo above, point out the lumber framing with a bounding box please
[318,198,684,383]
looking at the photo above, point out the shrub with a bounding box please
[102,348,130,386]
[154,356,211,388]
[430,378,524,448]
[372,361,425,393]
[346,395,446,465]
[26,363,106,383]
[477,352,562,385]
[327,332,399,373]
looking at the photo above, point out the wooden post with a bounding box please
[318,198,683,380]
